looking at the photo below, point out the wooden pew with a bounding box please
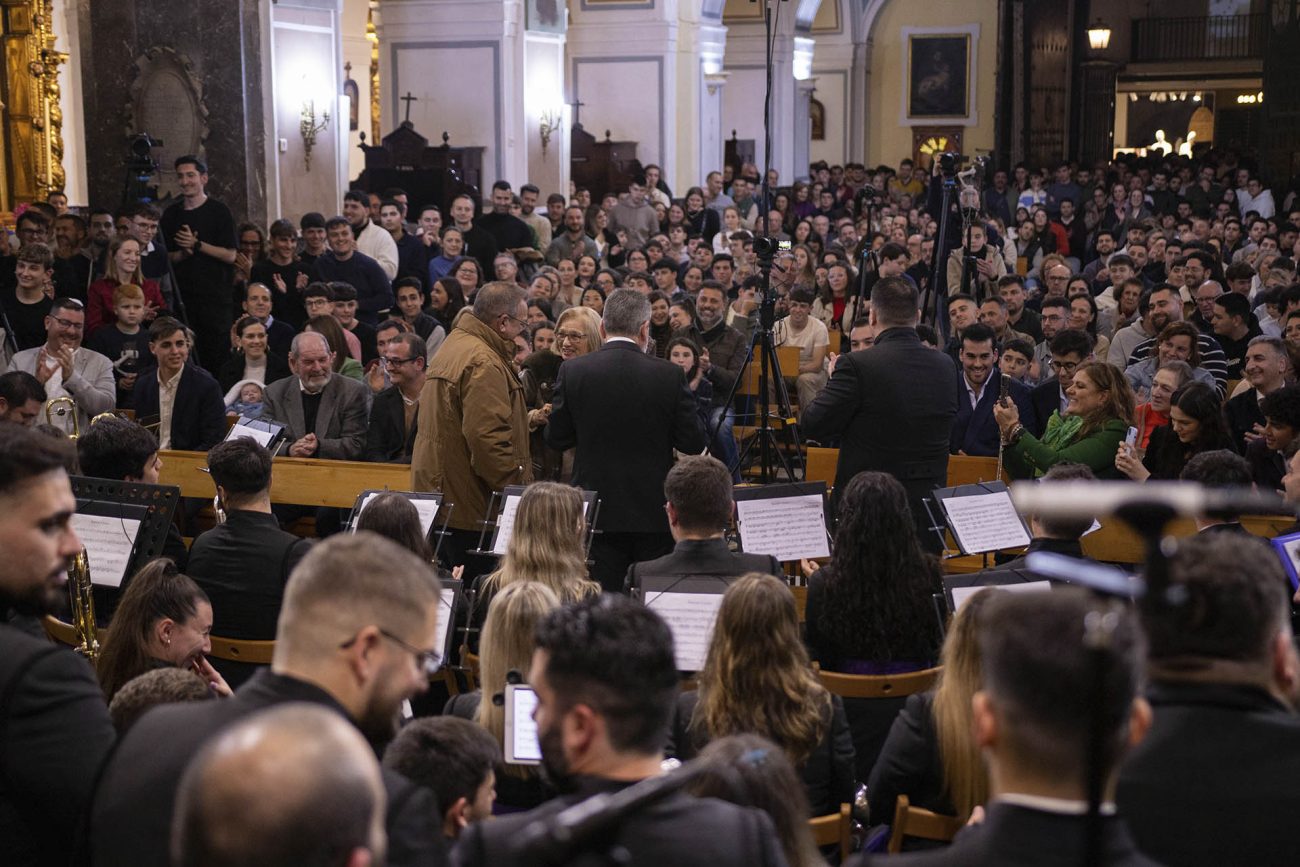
[158,450,412,508]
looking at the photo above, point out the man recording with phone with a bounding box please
[951,323,1032,457]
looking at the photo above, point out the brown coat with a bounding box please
[411,309,532,530]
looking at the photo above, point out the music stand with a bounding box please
[474,485,600,558]
[635,574,732,674]
[733,481,832,563]
[346,488,451,562]
[927,480,1031,564]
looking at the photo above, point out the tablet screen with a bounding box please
[504,684,541,765]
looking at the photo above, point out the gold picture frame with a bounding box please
[907,33,971,121]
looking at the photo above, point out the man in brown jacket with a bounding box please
[411,281,532,568]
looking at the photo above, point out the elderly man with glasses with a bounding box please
[6,296,115,433]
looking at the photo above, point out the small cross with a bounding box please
[400,91,418,124]
[571,99,586,126]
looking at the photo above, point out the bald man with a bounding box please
[172,704,386,867]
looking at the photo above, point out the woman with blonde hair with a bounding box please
[522,307,602,480]
[466,482,599,649]
[867,587,995,827]
[671,574,856,817]
[444,580,560,811]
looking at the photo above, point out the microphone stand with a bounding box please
[924,173,957,342]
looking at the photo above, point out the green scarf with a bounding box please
[1040,411,1084,452]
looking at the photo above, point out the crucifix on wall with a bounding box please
[400,91,418,124]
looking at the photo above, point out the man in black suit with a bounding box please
[174,704,386,867]
[1224,335,1288,451]
[802,276,958,550]
[857,589,1157,866]
[1118,533,1300,866]
[950,323,1032,457]
[624,454,780,594]
[90,533,447,867]
[546,288,708,592]
[131,317,226,451]
[0,425,116,867]
[365,331,425,463]
[1026,328,1093,438]
[453,594,787,867]
[186,438,312,686]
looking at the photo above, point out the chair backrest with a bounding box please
[462,649,481,692]
[207,635,276,665]
[817,666,941,699]
[887,794,963,853]
[809,802,853,863]
[790,585,808,622]
[43,615,108,648]
[775,344,801,380]
[805,446,839,487]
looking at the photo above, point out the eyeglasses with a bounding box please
[503,313,529,329]
[1052,359,1082,375]
[382,355,420,366]
[50,316,84,331]
[555,329,586,343]
[340,628,442,675]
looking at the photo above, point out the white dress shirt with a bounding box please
[157,367,182,449]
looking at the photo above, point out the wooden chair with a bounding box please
[809,802,853,863]
[887,794,963,853]
[790,584,808,623]
[42,615,107,649]
[816,666,941,699]
[462,650,480,692]
[805,446,839,488]
[206,635,276,665]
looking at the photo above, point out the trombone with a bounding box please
[43,396,79,438]
[67,548,99,660]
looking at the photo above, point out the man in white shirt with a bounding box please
[773,288,829,414]
[342,190,399,280]
[6,297,114,434]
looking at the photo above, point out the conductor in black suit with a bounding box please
[545,288,708,592]
[624,454,781,594]
[1118,533,1300,867]
[0,426,115,867]
[802,276,958,551]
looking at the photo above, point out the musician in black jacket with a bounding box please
[90,534,447,867]
[365,332,425,463]
[545,289,708,592]
[624,454,780,594]
[802,277,958,550]
[1118,533,1300,867]
[0,426,116,867]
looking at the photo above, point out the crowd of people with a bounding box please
[4,143,1300,867]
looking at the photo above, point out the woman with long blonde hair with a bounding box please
[867,587,995,825]
[466,482,599,650]
[672,574,856,817]
[444,580,560,811]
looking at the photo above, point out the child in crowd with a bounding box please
[85,283,152,407]
[1000,337,1035,383]
[224,379,264,419]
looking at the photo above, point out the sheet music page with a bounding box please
[492,494,523,555]
[941,491,1031,554]
[644,591,725,672]
[434,587,455,661]
[72,513,142,588]
[735,494,830,562]
[508,686,541,763]
[951,580,1053,611]
[226,421,275,447]
[352,492,440,536]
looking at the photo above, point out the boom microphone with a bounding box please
[1008,481,1294,522]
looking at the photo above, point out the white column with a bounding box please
[793,77,816,183]
[524,30,568,198]
[721,7,797,184]
[677,14,728,197]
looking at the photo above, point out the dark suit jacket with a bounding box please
[1225,387,1265,453]
[856,803,1159,866]
[949,537,1091,588]
[624,537,780,594]
[1117,680,1300,867]
[0,625,116,867]
[866,691,952,827]
[131,363,227,451]
[217,349,291,394]
[263,372,371,459]
[266,316,296,360]
[669,690,857,817]
[90,670,445,867]
[801,327,958,545]
[545,340,707,533]
[451,774,787,867]
[951,373,1031,457]
[1027,378,1065,438]
[365,384,418,463]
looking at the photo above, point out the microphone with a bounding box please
[1008,481,1295,521]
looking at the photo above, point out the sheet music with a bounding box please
[72,513,142,588]
[951,580,1053,611]
[735,494,830,562]
[941,491,1031,554]
[226,421,275,447]
[434,587,455,661]
[507,685,541,763]
[351,492,440,537]
[644,591,725,672]
[491,493,523,555]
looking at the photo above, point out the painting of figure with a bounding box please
[908,34,970,119]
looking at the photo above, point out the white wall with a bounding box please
[341,0,370,184]
[524,32,568,197]
[55,0,86,204]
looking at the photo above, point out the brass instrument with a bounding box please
[66,548,99,660]
[43,395,79,438]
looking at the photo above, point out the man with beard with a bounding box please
[91,533,447,867]
[0,426,115,867]
[264,331,371,460]
[950,323,1031,457]
[342,189,399,280]
[475,181,534,258]
[1108,284,1177,369]
[453,594,788,867]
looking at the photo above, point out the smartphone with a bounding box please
[999,373,1010,403]
[503,684,541,765]
[1125,426,1139,448]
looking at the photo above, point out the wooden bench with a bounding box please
[158,450,412,508]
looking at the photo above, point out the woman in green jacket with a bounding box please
[993,360,1135,479]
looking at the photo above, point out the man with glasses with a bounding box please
[366,332,426,463]
[1027,329,1093,437]
[412,282,532,571]
[1030,296,1068,384]
[92,533,447,867]
[6,296,114,434]
[264,331,370,462]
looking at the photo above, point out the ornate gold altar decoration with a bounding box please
[0,0,67,210]
[367,1,380,144]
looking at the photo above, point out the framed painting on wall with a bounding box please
[526,0,565,33]
[907,33,970,119]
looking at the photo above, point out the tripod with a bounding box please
[922,174,958,341]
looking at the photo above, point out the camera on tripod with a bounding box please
[752,235,790,262]
[938,151,961,178]
[123,132,164,206]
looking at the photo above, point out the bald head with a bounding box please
[172,704,385,867]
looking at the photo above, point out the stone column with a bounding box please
[78,0,269,219]
[722,5,797,183]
